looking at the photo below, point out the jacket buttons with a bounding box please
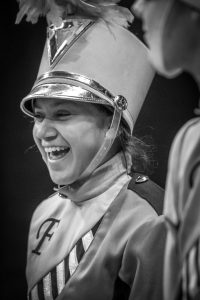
[135,175,149,184]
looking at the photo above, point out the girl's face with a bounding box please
[33,98,110,185]
[133,0,200,78]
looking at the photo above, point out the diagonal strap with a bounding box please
[28,217,103,300]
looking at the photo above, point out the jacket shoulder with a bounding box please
[128,173,164,215]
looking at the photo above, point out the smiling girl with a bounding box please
[17,1,166,299]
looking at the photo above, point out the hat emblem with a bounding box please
[47,19,94,67]
[114,95,128,111]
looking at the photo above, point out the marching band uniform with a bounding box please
[16,1,166,299]
[27,152,165,300]
[164,115,200,300]
[132,0,200,298]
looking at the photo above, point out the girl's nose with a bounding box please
[34,119,58,141]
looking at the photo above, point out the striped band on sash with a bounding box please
[28,218,102,300]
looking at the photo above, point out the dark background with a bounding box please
[3,1,199,299]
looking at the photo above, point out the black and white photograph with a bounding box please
[3,1,200,299]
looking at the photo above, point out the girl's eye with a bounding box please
[55,111,71,119]
[33,111,72,122]
[33,113,44,122]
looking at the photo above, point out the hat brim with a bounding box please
[21,73,133,132]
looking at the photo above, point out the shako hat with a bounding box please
[16,0,155,179]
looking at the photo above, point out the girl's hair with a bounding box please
[118,124,156,175]
[96,103,156,175]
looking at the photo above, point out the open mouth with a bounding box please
[45,146,70,161]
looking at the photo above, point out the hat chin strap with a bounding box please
[57,106,122,194]
[79,106,122,180]
[75,94,128,183]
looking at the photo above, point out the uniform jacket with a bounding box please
[26,153,166,300]
[164,117,200,300]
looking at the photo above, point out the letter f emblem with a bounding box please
[32,218,60,255]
